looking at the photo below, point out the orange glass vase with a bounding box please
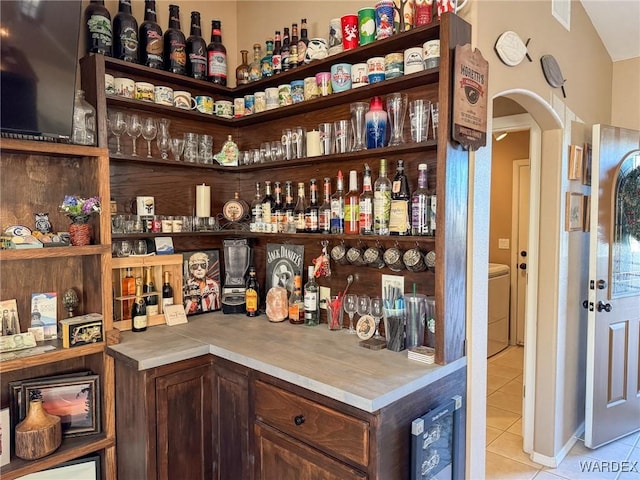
[69,222,92,246]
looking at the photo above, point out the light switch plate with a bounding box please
[319,286,331,310]
[498,238,510,249]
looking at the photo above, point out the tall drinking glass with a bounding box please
[386,93,408,146]
[409,99,431,143]
[350,102,369,151]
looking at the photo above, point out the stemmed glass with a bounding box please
[343,293,358,334]
[126,114,142,156]
[357,295,370,320]
[141,117,157,158]
[156,118,171,160]
[170,138,184,161]
[370,296,384,339]
[108,111,126,155]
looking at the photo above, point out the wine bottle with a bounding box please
[303,266,319,326]
[344,170,360,234]
[245,266,260,317]
[273,181,284,226]
[236,49,250,85]
[283,181,295,229]
[319,177,332,234]
[261,39,274,78]
[290,23,299,68]
[121,267,135,320]
[411,163,430,235]
[251,182,263,226]
[272,31,282,74]
[162,271,174,309]
[143,267,159,316]
[359,163,374,234]
[305,178,319,233]
[281,27,291,71]
[139,0,163,69]
[132,277,147,332]
[288,275,304,324]
[293,182,307,233]
[186,11,207,80]
[298,19,309,65]
[84,0,112,56]
[330,170,345,234]
[373,159,391,235]
[113,0,138,63]
[164,4,187,75]
[389,160,411,235]
[207,20,227,85]
[261,180,275,226]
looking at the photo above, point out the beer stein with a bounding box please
[383,245,405,271]
[330,242,349,265]
[425,250,436,270]
[403,246,427,272]
[364,245,385,269]
[347,245,366,266]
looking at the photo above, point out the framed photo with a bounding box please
[183,250,221,315]
[565,192,584,231]
[0,299,20,336]
[583,195,591,232]
[1,408,10,467]
[17,454,101,479]
[582,143,592,186]
[568,144,584,181]
[31,292,57,340]
[265,244,304,297]
[10,373,100,438]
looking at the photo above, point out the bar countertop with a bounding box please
[108,313,466,413]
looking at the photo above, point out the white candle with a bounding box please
[306,130,321,157]
[195,184,211,217]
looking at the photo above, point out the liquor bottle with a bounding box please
[303,266,319,326]
[373,159,392,235]
[251,182,263,226]
[389,160,411,235]
[248,43,262,82]
[131,278,148,332]
[273,181,284,226]
[290,23,299,68]
[261,38,274,78]
[143,266,159,315]
[85,0,112,56]
[298,19,309,66]
[163,4,186,75]
[305,178,319,233]
[261,180,275,226]
[162,271,174,309]
[272,31,282,74]
[293,182,307,233]
[236,49,250,85]
[245,266,260,317]
[366,96,388,149]
[283,181,295,228]
[121,267,135,320]
[427,166,437,236]
[186,11,207,80]
[113,0,138,63]
[281,27,291,71]
[359,164,374,234]
[139,0,163,69]
[319,177,332,234]
[207,20,227,85]
[288,275,304,324]
[411,163,430,236]
[344,170,360,234]
[330,170,345,234]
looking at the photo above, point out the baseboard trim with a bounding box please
[530,422,585,468]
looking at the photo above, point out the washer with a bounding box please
[488,263,510,357]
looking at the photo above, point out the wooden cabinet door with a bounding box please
[156,364,213,480]
[255,423,367,480]
[212,361,250,480]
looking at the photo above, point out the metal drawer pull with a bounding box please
[294,415,305,426]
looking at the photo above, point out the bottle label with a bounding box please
[392,180,402,194]
[119,26,138,58]
[295,212,305,231]
[366,116,387,148]
[304,292,317,312]
[389,200,410,233]
[411,195,429,235]
[330,198,344,232]
[373,190,391,233]
[162,297,174,309]
[319,209,331,232]
[88,14,113,49]
[208,50,227,78]
[359,198,373,233]
[145,32,163,63]
[133,313,147,329]
[429,195,437,232]
[189,49,207,75]
[169,40,187,69]
[272,54,282,71]
[147,304,159,316]
[288,303,300,321]
[252,204,263,223]
[344,202,359,231]
[246,289,258,312]
[297,41,307,64]
[262,203,272,223]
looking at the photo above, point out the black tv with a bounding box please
[1,0,82,141]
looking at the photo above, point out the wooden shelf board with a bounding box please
[0,342,105,374]
[0,245,110,261]
[0,139,108,158]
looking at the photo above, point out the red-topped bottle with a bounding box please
[207,20,227,85]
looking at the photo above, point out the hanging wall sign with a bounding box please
[452,44,489,151]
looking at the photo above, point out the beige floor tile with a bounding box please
[485,450,540,480]
[492,347,525,370]
[488,374,513,394]
[499,376,524,397]
[532,471,570,479]
[487,431,543,469]
[508,418,523,436]
[487,426,504,445]
[487,405,521,431]
[488,390,523,415]
[488,363,523,381]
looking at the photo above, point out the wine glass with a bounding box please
[343,293,358,334]
[141,117,157,158]
[370,296,384,339]
[126,114,142,156]
[170,137,184,161]
[156,130,172,160]
[108,111,126,155]
[357,295,370,319]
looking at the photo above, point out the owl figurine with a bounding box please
[34,213,52,234]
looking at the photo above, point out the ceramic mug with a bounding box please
[215,100,233,118]
[194,95,214,115]
[114,77,135,98]
[254,91,267,112]
[154,85,174,106]
[174,90,195,110]
[265,87,279,110]
[134,81,155,102]
[404,47,424,74]
[367,57,386,84]
[234,97,245,117]
[384,52,404,79]
[330,63,352,92]
[351,63,369,88]
[423,40,441,69]
[437,0,468,17]
[375,0,395,40]
[358,7,376,46]
[341,14,359,51]
[104,74,115,95]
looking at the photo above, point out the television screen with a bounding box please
[1,0,82,141]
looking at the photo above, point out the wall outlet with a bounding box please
[498,238,510,249]
[319,286,331,310]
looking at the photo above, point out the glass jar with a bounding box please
[72,90,96,146]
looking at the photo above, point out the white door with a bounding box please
[511,160,530,345]
[585,125,640,448]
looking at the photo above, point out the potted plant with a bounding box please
[59,195,101,246]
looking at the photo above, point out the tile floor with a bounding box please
[485,346,640,479]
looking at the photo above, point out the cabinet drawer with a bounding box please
[254,380,369,467]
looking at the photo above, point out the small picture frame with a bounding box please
[183,250,221,315]
[565,192,584,231]
[0,299,20,336]
[582,143,592,186]
[568,144,584,181]
[583,195,591,232]
[0,408,10,466]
